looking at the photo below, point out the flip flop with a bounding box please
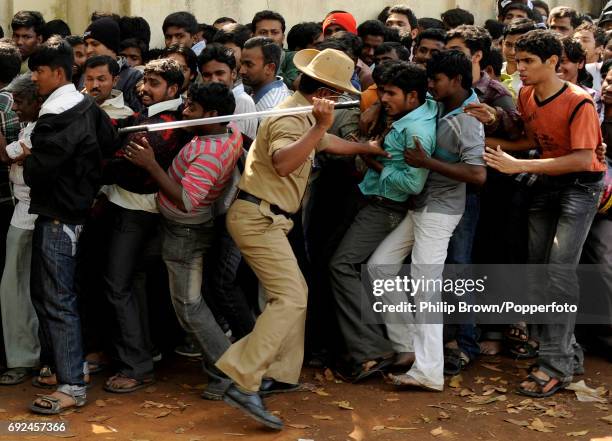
[353,356,395,383]
[505,323,529,343]
[0,367,33,385]
[509,340,539,360]
[104,373,155,393]
[443,347,471,376]
[29,393,86,415]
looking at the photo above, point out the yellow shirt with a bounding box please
[238,92,331,214]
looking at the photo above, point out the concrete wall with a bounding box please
[0,0,605,48]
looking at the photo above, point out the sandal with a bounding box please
[509,339,539,360]
[505,323,529,343]
[352,355,396,383]
[104,372,155,393]
[0,367,33,385]
[29,392,86,415]
[516,371,569,398]
[443,347,470,376]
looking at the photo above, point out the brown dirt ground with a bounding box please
[0,354,610,441]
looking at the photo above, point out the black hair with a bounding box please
[213,17,237,27]
[446,25,492,68]
[119,16,151,47]
[0,41,22,85]
[560,35,591,86]
[243,36,281,69]
[144,47,164,63]
[377,6,391,24]
[65,35,84,47]
[501,3,535,21]
[316,39,349,54]
[357,20,386,39]
[441,8,474,29]
[575,23,607,48]
[298,74,333,94]
[388,5,418,29]
[484,19,504,40]
[0,25,4,39]
[601,58,612,78]
[164,44,198,76]
[374,41,411,61]
[328,31,362,60]
[251,10,286,33]
[549,6,581,29]
[11,11,45,35]
[384,27,402,43]
[485,46,504,77]
[28,35,73,81]
[120,38,148,57]
[372,62,392,85]
[503,18,536,38]
[163,12,198,36]
[187,82,235,121]
[83,54,120,76]
[41,19,71,41]
[91,11,120,24]
[143,58,184,95]
[415,28,447,47]
[197,43,237,72]
[426,49,473,90]
[198,24,217,43]
[532,0,550,16]
[418,17,446,30]
[380,60,428,103]
[287,22,322,51]
[515,29,562,63]
[213,24,252,49]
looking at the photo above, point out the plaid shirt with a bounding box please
[0,91,20,202]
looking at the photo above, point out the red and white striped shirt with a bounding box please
[158,122,243,224]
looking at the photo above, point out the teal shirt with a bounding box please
[359,98,438,202]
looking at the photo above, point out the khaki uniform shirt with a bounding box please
[238,92,331,214]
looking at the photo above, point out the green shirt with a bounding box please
[358,98,438,202]
[279,50,299,90]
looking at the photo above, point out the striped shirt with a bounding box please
[254,76,292,112]
[158,122,243,224]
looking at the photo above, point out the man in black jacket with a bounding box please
[22,36,118,414]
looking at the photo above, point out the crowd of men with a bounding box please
[0,0,610,431]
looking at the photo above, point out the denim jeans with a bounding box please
[204,215,255,340]
[528,178,603,381]
[161,218,231,368]
[102,204,157,380]
[445,191,481,361]
[30,217,86,397]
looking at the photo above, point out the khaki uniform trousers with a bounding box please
[215,199,307,392]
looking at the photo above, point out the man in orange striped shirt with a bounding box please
[125,82,243,401]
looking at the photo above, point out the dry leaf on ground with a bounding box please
[314,388,330,396]
[566,430,589,436]
[600,415,612,424]
[505,418,529,427]
[95,400,106,407]
[528,418,556,433]
[312,415,333,420]
[449,374,463,388]
[566,380,607,403]
[332,400,353,410]
[287,423,311,429]
[430,426,452,437]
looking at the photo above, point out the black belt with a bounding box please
[236,191,291,217]
[538,171,604,187]
[366,195,410,212]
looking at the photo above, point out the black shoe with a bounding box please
[259,378,301,396]
[223,384,283,430]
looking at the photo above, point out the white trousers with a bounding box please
[368,207,462,390]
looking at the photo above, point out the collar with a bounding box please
[390,98,438,130]
[474,71,492,95]
[102,90,128,109]
[146,96,182,117]
[439,89,479,118]
[40,83,83,116]
[253,76,286,103]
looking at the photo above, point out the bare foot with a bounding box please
[479,340,502,355]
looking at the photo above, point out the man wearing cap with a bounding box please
[216,48,387,430]
[81,17,144,111]
[322,11,357,38]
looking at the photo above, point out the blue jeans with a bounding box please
[527,177,603,381]
[30,217,86,398]
[446,191,481,361]
[161,218,231,369]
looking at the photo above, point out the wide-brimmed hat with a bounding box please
[293,48,360,95]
